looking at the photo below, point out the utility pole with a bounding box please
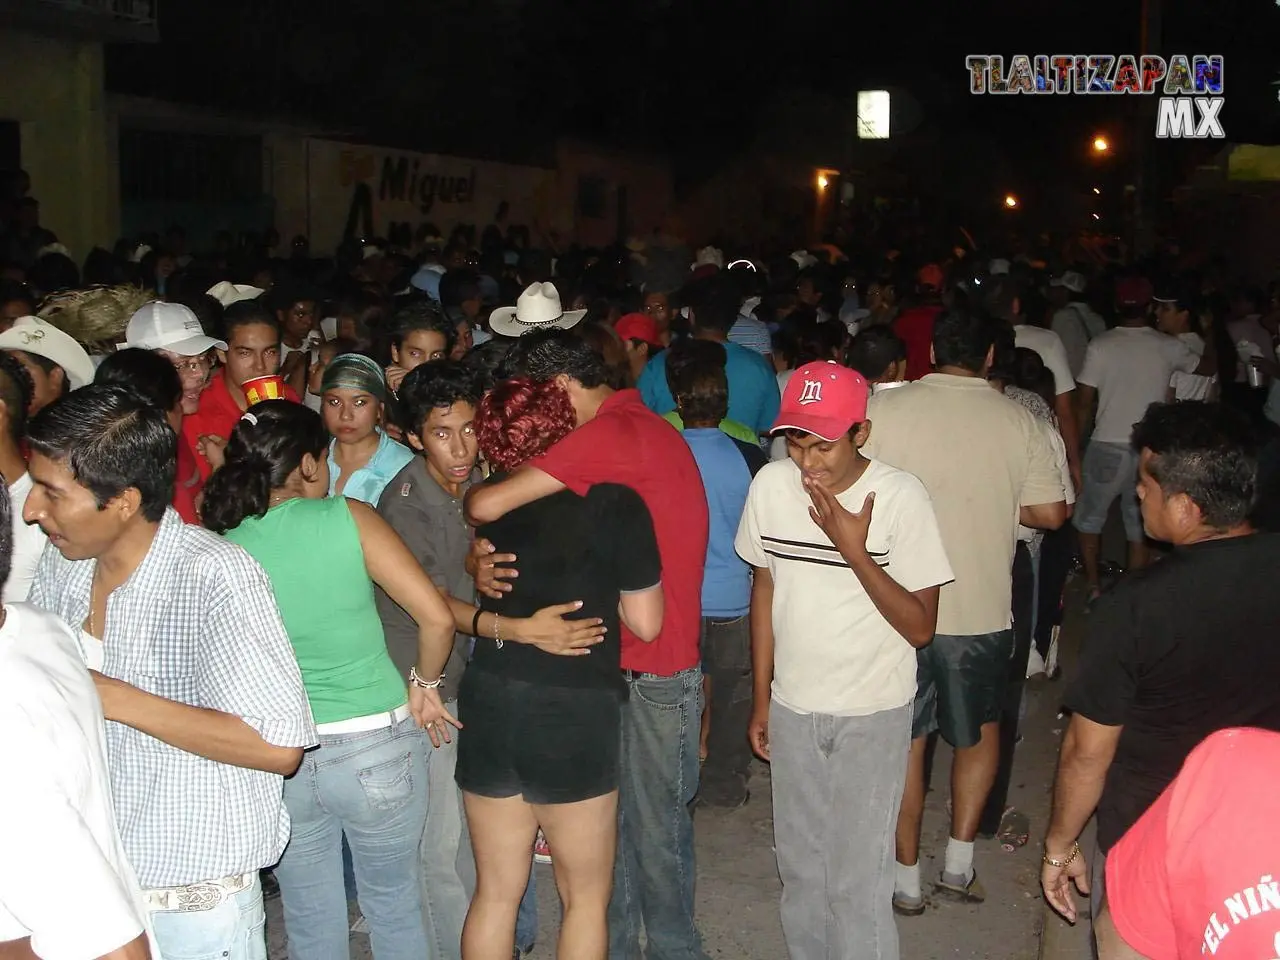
[1132,0,1162,259]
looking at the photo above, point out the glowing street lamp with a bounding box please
[817,174,829,190]
[1004,194,1019,209]
[1092,135,1110,153]
[1092,187,1102,195]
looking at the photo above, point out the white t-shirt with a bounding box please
[1014,324,1076,396]
[1169,332,1216,401]
[1052,302,1108,378]
[1078,327,1200,444]
[5,472,49,603]
[735,458,954,716]
[0,603,150,960]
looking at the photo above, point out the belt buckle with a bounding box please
[175,882,225,913]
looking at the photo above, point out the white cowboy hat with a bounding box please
[690,246,724,271]
[0,316,96,389]
[488,283,587,338]
[206,281,264,307]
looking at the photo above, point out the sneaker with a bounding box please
[533,829,552,865]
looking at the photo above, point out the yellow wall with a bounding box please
[0,30,115,262]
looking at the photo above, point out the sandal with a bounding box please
[933,870,986,904]
[997,809,1030,852]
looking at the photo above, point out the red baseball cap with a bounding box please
[1116,276,1154,306]
[917,263,944,290]
[615,312,663,347]
[771,361,869,441]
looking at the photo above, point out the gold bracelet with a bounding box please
[1042,841,1081,869]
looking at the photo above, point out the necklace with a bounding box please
[87,573,99,638]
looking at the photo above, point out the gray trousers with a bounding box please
[770,699,912,960]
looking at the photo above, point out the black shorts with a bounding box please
[454,668,622,805]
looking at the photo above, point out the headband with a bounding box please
[320,353,387,401]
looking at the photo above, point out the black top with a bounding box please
[473,480,661,693]
[1065,532,1280,852]
[729,436,770,477]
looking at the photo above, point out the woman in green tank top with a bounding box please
[201,400,456,960]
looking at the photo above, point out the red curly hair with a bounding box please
[476,377,577,472]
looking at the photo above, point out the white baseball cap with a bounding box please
[125,302,227,356]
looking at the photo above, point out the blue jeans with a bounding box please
[421,707,475,960]
[151,877,266,960]
[516,862,537,953]
[608,666,709,960]
[275,715,430,960]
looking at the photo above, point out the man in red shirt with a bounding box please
[893,264,946,381]
[181,300,299,480]
[467,328,711,960]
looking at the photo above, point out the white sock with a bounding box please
[944,838,975,882]
[895,861,921,899]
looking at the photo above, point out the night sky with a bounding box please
[107,0,1280,183]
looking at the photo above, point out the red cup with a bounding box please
[242,375,286,405]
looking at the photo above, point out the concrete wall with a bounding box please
[0,29,114,260]
[552,140,674,248]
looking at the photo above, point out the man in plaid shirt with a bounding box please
[23,385,316,960]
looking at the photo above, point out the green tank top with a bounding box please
[224,496,407,724]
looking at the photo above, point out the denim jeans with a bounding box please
[699,614,753,804]
[275,715,430,960]
[421,705,474,960]
[608,665,709,960]
[516,862,537,953]
[151,876,266,960]
[769,700,911,960]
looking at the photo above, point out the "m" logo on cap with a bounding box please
[798,380,823,404]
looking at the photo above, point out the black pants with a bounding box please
[699,614,753,802]
[1035,525,1073,660]
[979,540,1035,836]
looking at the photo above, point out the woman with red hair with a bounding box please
[458,376,664,960]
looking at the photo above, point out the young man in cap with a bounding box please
[614,312,665,386]
[0,315,95,415]
[1074,277,1214,601]
[737,360,953,960]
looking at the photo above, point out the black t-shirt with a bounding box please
[1065,532,1280,852]
[472,480,661,692]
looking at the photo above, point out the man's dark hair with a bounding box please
[465,336,517,393]
[1131,401,1258,529]
[0,352,32,445]
[388,298,456,355]
[27,385,176,522]
[846,326,906,380]
[399,360,482,434]
[94,348,183,416]
[684,276,741,336]
[0,279,35,315]
[931,309,995,373]
[0,479,11,590]
[502,327,609,388]
[439,269,481,311]
[669,340,728,425]
[221,298,279,341]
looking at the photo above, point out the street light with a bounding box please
[1092,136,1110,153]
[817,174,829,190]
[1092,187,1102,195]
[1004,194,1019,209]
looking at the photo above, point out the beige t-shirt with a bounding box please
[864,373,1066,636]
[735,458,954,716]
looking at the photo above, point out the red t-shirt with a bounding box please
[1106,727,1280,960]
[893,305,943,381]
[172,436,201,524]
[181,372,299,480]
[532,389,709,675]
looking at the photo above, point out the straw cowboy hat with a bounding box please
[488,283,587,338]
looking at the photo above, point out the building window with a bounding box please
[577,176,608,219]
[119,129,262,203]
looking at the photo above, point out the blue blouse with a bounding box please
[328,430,415,505]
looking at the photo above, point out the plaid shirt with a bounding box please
[29,509,317,888]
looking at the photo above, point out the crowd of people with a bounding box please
[0,223,1278,960]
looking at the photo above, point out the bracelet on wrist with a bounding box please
[409,666,445,690]
[1042,841,1081,869]
[470,608,483,638]
[494,613,503,650]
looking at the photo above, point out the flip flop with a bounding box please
[997,809,1031,852]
